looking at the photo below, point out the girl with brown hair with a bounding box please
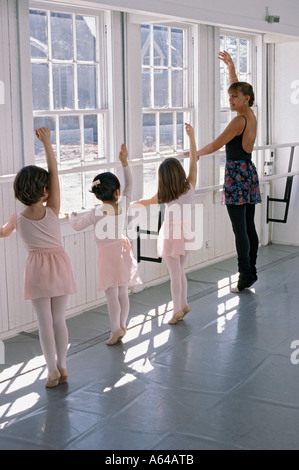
[132,123,197,324]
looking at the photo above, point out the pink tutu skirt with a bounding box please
[157,221,196,258]
[24,247,77,300]
[97,238,142,291]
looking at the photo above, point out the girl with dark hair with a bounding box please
[68,144,142,345]
[132,123,197,325]
[195,51,261,292]
[0,128,76,388]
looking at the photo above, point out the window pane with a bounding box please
[142,69,150,108]
[171,28,183,67]
[141,25,150,66]
[177,112,184,151]
[143,162,158,198]
[30,10,48,59]
[60,173,82,213]
[153,26,168,67]
[160,113,173,153]
[51,12,73,60]
[53,64,74,109]
[154,69,168,107]
[59,116,81,164]
[32,64,49,110]
[76,16,96,61]
[84,170,99,208]
[78,65,97,109]
[84,115,99,161]
[33,117,56,164]
[143,114,156,154]
[240,39,249,74]
[220,35,225,52]
[172,70,183,107]
[226,37,237,63]
[220,72,229,107]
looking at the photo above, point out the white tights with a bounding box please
[105,286,129,333]
[165,255,188,314]
[31,295,69,374]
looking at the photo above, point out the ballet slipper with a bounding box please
[182,305,191,318]
[168,310,184,325]
[46,369,61,388]
[231,274,257,293]
[58,368,69,384]
[106,328,125,345]
[231,286,240,293]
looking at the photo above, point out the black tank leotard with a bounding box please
[225,116,251,161]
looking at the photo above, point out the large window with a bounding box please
[218,31,257,184]
[141,24,193,196]
[30,8,107,213]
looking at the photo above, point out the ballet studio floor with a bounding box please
[1,243,299,451]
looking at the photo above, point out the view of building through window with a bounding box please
[141,24,192,197]
[30,9,105,212]
[29,13,255,208]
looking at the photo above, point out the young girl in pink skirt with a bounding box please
[0,128,76,388]
[68,144,142,345]
[132,123,197,325]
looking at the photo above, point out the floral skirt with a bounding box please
[222,160,262,205]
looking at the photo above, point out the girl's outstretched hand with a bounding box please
[119,144,128,167]
[65,212,77,219]
[185,122,194,137]
[35,127,51,143]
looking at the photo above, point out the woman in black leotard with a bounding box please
[195,51,261,292]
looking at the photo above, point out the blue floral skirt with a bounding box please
[222,160,262,205]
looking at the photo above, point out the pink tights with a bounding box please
[31,295,69,374]
[105,286,129,333]
[165,255,188,314]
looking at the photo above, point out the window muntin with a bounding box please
[30,8,106,213]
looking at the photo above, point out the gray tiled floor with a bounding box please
[1,243,299,450]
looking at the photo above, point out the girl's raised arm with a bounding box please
[185,123,197,187]
[130,194,158,208]
[35,127,60,216]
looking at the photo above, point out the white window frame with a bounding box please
[141,22,194,158]
[136,21,196,198]
[216,29,262,187]
[29,1,110,212]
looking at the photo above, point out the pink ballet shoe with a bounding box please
[58,368,69,384]
[46,369,61,388]
[182,305,191,318]
[106,328,125,345]
[168,310,184,325]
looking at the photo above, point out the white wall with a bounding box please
[271,41,299,244]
